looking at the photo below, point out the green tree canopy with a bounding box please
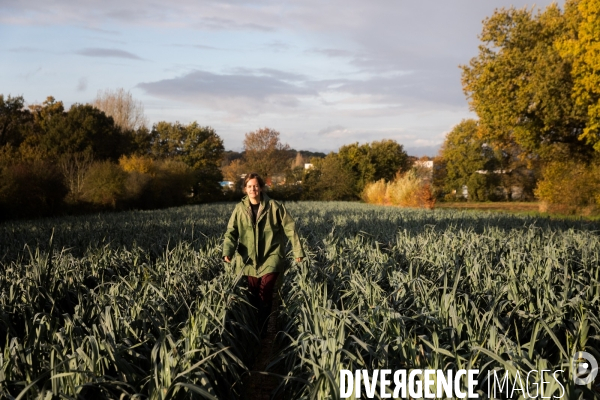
[24,98,126,160]
[440,119,500,201]
[0,95,33,147]
[338,139,409,194]
[461,3,590,161]
[149,121,224,171]
[149,121,224,201]
[302,153,355,200]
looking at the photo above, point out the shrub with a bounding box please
[0,161,67,219]
[81,161,127,208]
[362,179,387,204]
[119,154,157,175]
[535,160,600,214]
[387,170,423,207]
[362,170,435,209]
[148,160,196,208]
[268,183,303,201]
[123,171,152,207]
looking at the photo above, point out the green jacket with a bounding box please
[222,193,305,277]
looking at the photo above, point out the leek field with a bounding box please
[1,202,599,399]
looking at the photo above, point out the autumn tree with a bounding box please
[461,3,590,162]
[558,0,600,151]
[243,127,291,178]
[222,159,247,190]
[93,88,148,132]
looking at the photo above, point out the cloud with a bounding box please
[137,69,316,115]
[312,71,465,108]
[75,47,143,60]
[229,68,308,82]
[318,125,347,136]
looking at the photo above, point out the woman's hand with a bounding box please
[296,257,303,263]
[224,256,231,263]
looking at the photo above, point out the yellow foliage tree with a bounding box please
[558,0,600,151]
[119,154,157,175]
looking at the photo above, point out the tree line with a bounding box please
[434,0,600,214]
[221,127,412,201]
[0,91,415,219]
[0,92,225,219]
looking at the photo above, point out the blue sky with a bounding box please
[1,0,559,156]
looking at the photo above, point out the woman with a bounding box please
[223,172,305,335]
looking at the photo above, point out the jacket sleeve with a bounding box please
[223,207,239,258]
[279,203,306,259]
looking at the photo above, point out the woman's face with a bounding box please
[245,178,262,203]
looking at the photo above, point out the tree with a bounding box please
[338,139,409,195]
[461,4,590,161]
[439,119,500,201]
[59,152,94,203]
[558,0,600,151]
[243,127,291,178]
[302,153,355,200]
[149,121,224,201]
[370,139,410,181]
[24,98,126,161]
[291,152,304,169]
[222,159,247,190]
[0,95,33,147]
[93,88,148,132]
[337,143,375,194]
[149,121,224,170]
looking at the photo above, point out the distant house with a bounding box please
[304,163,313,169]
[219,181,234,189]
[414,160,433,169]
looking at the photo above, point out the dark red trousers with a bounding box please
[247,272,279,304]
[247,273,279,335]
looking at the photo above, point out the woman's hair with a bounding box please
[243,172,265,189]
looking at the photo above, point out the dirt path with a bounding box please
[243,296,283,400]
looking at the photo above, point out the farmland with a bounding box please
[1,202,599,399]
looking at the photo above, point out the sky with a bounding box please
[1,0,560,156]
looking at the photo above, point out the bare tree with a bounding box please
[92,88,148,131]
[243,127,291,178]
[59,152,94,202]
[292,152,304,168]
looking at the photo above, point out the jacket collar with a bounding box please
[242,192,271,224]
[242,192,271,208]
